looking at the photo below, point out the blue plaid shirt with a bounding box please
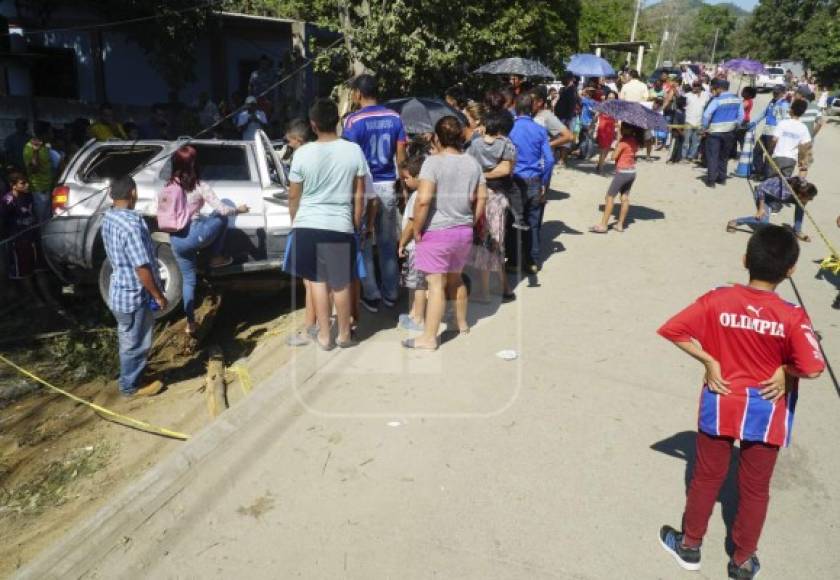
[101,207,160,313]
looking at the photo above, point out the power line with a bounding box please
[0,0,224,39]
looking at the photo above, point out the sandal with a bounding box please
[613,224,625,233]
[315,337,335,351]
[589,225,608,234]
[401,338,438,351]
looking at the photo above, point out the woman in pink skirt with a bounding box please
[402,116,487,350]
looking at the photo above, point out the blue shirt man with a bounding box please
[702,89,745,134]
[509,93,555,273]
[101,176,166,397]
[342,74,406,308]
[760,87,790,136]
[702,79,744,187]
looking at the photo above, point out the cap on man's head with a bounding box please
[772,85,785,95]
[711,78,729,91]
[350,74,379,99]
[795,85,815,100]
[245,95,258,105]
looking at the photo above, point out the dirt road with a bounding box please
[13,115,840,580]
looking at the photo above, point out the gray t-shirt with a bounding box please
[467,136,517,172]
[418,153,485,232]
[534,109,568,137]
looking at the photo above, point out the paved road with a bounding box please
[20,116,840,580]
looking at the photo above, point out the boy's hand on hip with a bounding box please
[759,366,789,402]
[704,359,731,395]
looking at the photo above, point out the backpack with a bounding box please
[156,182,189,233]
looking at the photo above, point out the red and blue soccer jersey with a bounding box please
[658,284,824,447]
[343,105,407,182]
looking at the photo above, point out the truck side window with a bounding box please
[80,146,162,183]
[157,145,251,182]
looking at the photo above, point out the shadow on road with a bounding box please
[597,204,666,226]
[650,430,740,557]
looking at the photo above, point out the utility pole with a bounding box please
[710,28,719,66]
[627,0,643,67]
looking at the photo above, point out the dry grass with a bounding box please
[0,442,115,515]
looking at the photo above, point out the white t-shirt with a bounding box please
[684,92,709,126]
[401,191,418,251]
[619,79,649,103]
[772,118,811,160]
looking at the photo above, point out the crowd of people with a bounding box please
[0,51,838,579]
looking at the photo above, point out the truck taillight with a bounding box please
[52,185,69,214]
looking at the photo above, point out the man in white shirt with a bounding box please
[682,81,709,161]
[771,99,811,177]
[235,96,268,141]
[619,69,649,103]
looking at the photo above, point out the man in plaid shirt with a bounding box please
[101,176,168,397]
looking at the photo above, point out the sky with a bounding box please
[647,0,759,10]
[706,0,758,10]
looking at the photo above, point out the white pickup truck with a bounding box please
[41,131,291,318]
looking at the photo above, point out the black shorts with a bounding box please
[607,171,636,196]
[284,228,357,289]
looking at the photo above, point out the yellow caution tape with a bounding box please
[0,354,190,440]
[229,364,253,397]
[753,138,840,271]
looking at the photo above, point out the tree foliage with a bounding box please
[577,0,635,52]
[679,4,738,62]
[734,0,840,83]
[262,0,580,96]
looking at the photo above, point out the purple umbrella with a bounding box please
[723,58,764,75]
[594,99,668,132]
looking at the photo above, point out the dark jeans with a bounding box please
[752,134,774,177]
[669,134,684,163]
[705,132,736,185]
[511,176,544,267]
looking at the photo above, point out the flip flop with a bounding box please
[589,225,608,234]
[401,338,437,351]
[336,337,358,349]
[613,225,625,233]
[315,337,335,351]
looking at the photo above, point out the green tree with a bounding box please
[264,0,580,96]
[578,0,635,52]
[793,0,840,83]
[738,0,823,62]
[679,4,738,62]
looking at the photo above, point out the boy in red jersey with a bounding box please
[656,225,824,580]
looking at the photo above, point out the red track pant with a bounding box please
[682,431,780,565]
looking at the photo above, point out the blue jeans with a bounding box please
[734,201,804,234]
[361,182,399,302]
[170,213,228,323]
[682,127,702,160]
[113,307,154,394]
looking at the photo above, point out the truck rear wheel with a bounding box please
[98,242,183,320]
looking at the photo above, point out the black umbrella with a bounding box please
[474,57,555,78]
[384,97,466,135]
